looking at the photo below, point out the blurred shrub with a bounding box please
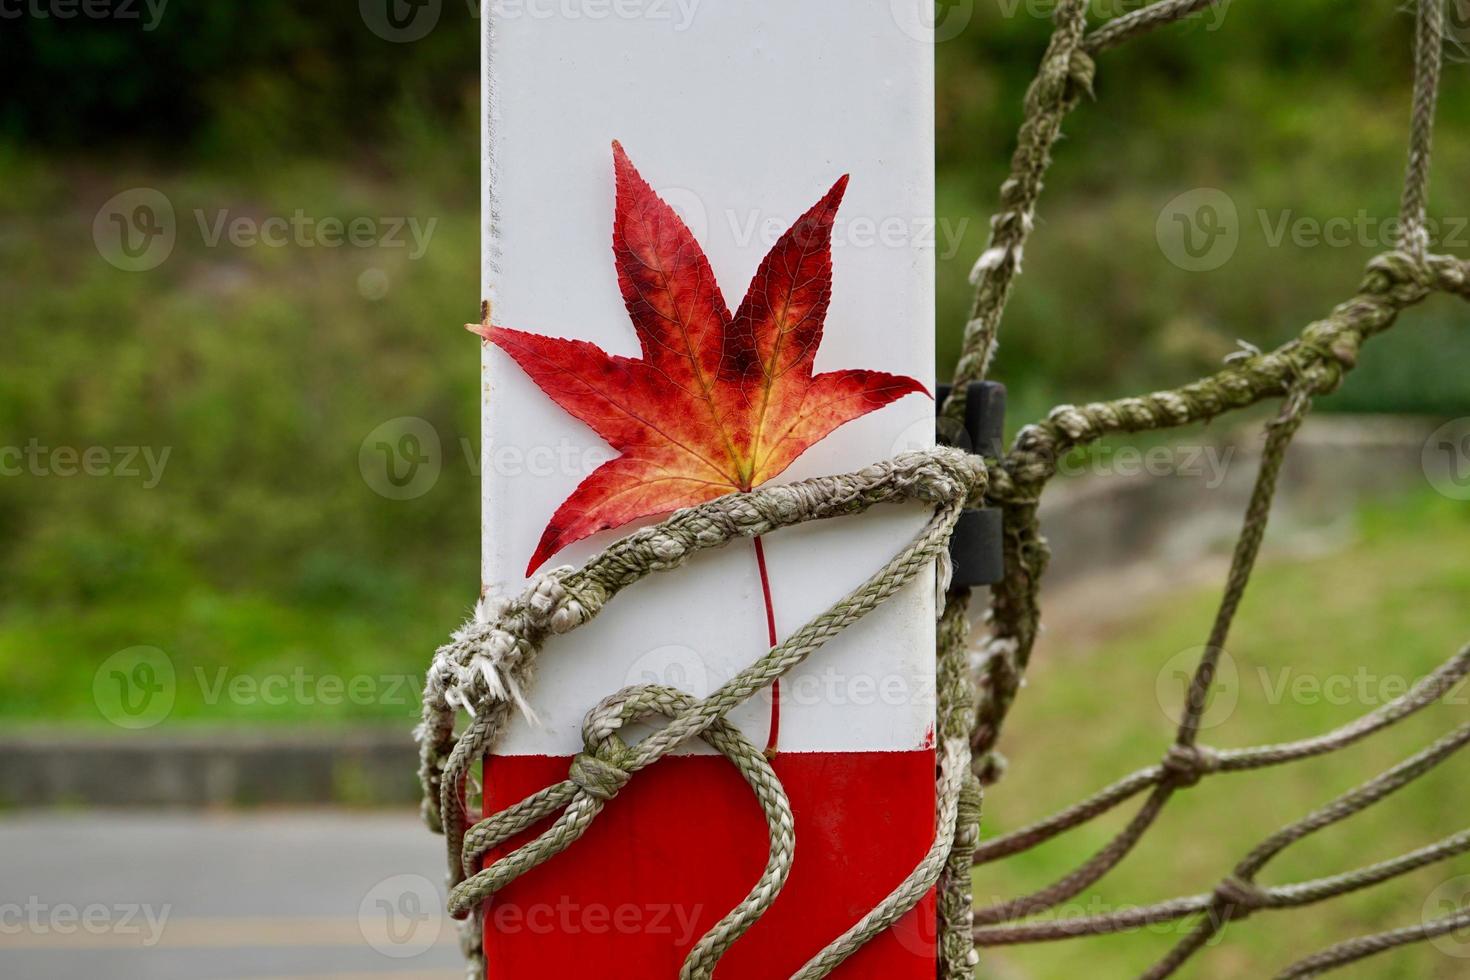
[0,2,478,161]
[936,0,1470,417]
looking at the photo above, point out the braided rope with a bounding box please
[1400,0,1446,260]
[447,490,965,911]
[967,0,1463,772]
[973,643,1470,867]
[419,449,986,978]
[1083,0,1226,54]
[1276,903,1470,978]
[944,0,1092,406]
[957,2,1470,977]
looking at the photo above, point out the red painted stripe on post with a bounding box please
[483,750,937,977]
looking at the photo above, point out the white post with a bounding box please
[480,2,937,973]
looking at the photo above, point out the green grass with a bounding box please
[0,582,470,728]
[0,141,484,729]
[977,492,1470,979]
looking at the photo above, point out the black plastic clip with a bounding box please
[937,381,1006,588]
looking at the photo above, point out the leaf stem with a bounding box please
[752,535,781,757]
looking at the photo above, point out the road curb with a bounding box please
[0,728,419,807]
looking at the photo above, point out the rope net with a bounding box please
[418,2,1470,977]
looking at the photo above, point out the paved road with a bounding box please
[0,811,463,979]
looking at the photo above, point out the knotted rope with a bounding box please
[420,449,987,978]
[958,2,1470,978]
[422,2,1470,977]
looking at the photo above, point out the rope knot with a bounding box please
[569,752,631,802]
[1212,875,1269,921]
[1364,250,1430,294]
[1161,744,1220,788]
[1066,49,1096,99]
[525,573,569,622]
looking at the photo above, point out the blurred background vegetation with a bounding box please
[3,1,1469,975]
[2,1,1467,700]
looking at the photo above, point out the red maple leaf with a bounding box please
[472,141,928,575]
